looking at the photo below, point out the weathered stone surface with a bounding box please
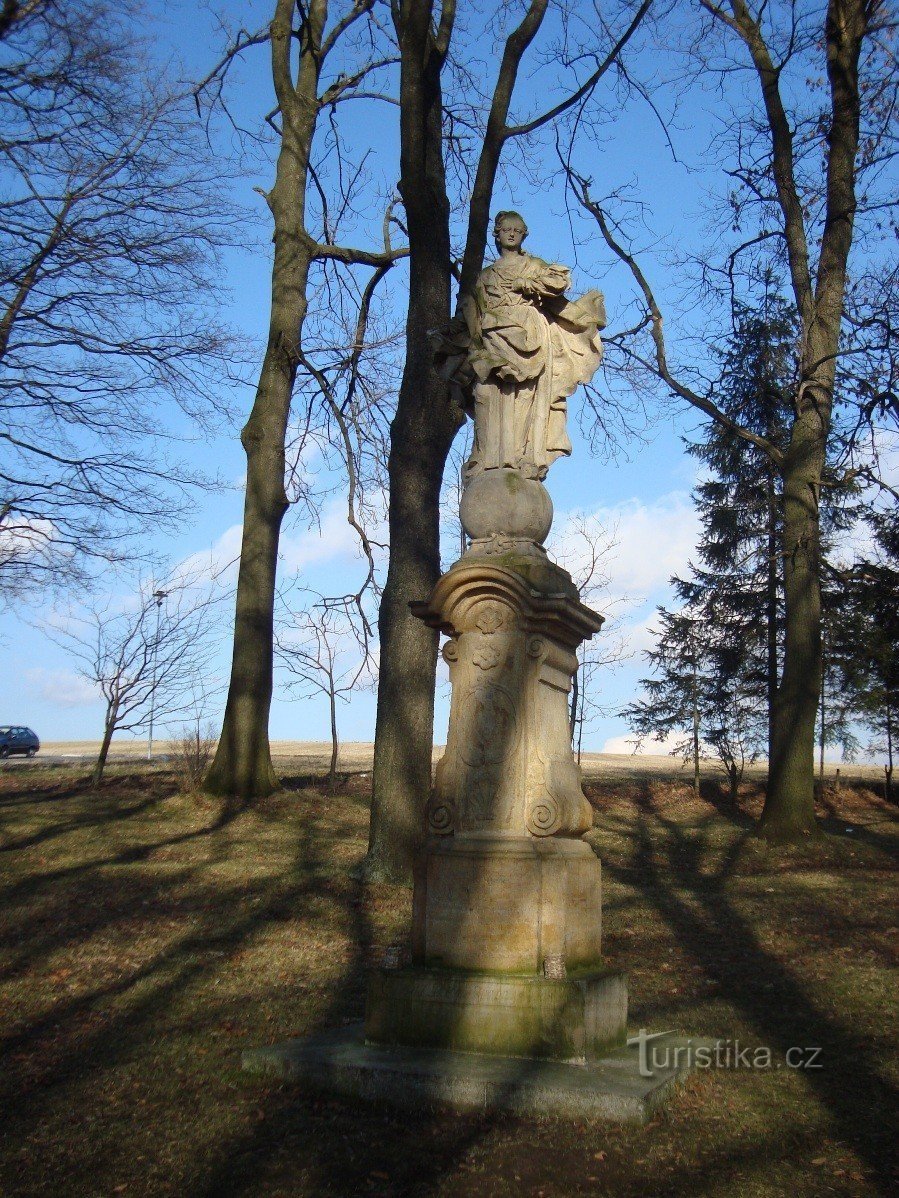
[241,218,697,1126]
[390,494,616,1071]
[365,966,627,1062]
[411,836,603,973]
[459,468,553,544]
[432,211,605,484]
[412,562,602,842]
[242,1026,704,1123]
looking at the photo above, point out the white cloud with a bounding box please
[175,523,245,587]
[0,517,59,566]
[552,491,701,603]
[279,501,363,574]
[176,497,384,592]
[25,667,100,707]
[618,613,661,658]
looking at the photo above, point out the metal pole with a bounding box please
[147,590,167,761]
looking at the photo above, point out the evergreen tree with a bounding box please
[624,294,858,801]
[675,293,795,762]
[625,298,794,793]
[623,608,707,796]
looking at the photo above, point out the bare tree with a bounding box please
[0,0,241,602]
[551,513,633,762]
[566,0,897,841]
[276,589,375,791]
[48,572,225,786]
[197,0,405,801]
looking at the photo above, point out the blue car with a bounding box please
[0,725,40,758]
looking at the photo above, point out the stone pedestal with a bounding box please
[365,487,627,1063]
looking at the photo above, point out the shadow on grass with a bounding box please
[598,779,897,1196]
[1,765,897,1196]
[0,766,514,1197]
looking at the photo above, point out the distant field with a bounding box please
[33,740,887,785]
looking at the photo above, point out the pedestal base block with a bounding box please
[365,966,627,1063]
[413,836,604,974]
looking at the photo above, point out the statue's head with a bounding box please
[493,210,528,252]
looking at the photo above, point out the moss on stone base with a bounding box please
[365,966,628,1063]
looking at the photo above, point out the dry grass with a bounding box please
[0,760,896,1197]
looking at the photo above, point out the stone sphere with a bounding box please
[460,468,553,544]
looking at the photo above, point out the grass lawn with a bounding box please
[0,758,896,1197]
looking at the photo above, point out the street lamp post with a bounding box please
[147,590,167,761]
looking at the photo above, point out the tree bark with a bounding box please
[205,0,321,799]
[755,0,866,839]
[759,410,827,838]
[692,671,700,798]
[819,626,827,782]
[328,677,338,793]
[366,0,460,881]
[92,707,117,788]
[765,459,779,767]
[885,696,893,804]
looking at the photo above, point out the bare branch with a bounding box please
[321,0,375,59]
[191,24,269,110]
[565,165,784,468]
[504,0,652,140]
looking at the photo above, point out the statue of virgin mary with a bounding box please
[435,211,606,481]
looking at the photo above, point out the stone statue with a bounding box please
[435,211,606,481]
[366,215,629,1076]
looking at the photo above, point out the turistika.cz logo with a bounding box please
[627,1029,823,1078]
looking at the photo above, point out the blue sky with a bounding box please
[1,1,891,764]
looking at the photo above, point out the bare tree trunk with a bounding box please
[760,421,825,839]
[819,627,827,783]
[328,678,338,793]
[203,313,301,798]
[766,459,779,767]
[729,763,739,805]
[692,695,700,798]
[577,670,586,766]
[92,707,117,788]
[367,0,460,881]
[756,0,867,840]
[570,662,579,740]
[205,1,319,799]
[886,696,894,804]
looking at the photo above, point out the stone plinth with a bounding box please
[366,967,627,1063]
[243,1027,708,1123]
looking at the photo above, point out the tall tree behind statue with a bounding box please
[625,295,857,798]
[568,0,897,841]
[197,1,404,799]
[366,0,652,881]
